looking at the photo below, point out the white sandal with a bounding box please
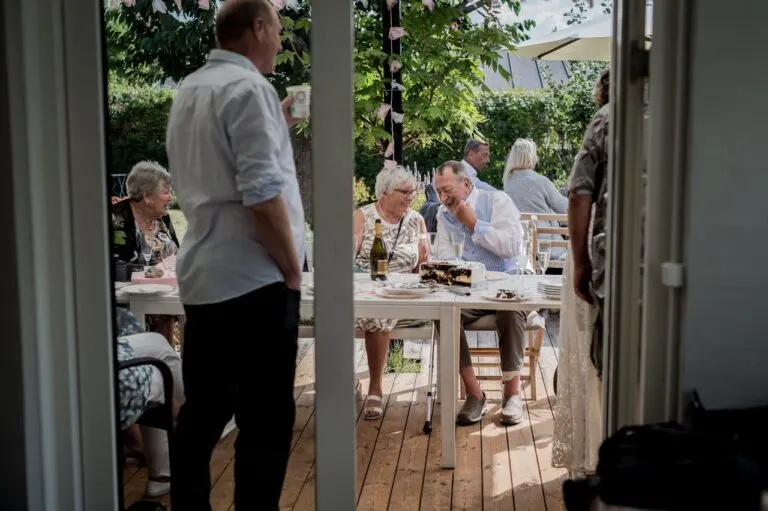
[363,395,384,420]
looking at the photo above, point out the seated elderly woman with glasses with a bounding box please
[112,161,179,342]
[353,166,430,420]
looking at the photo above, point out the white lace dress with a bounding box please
[551,246,604,474]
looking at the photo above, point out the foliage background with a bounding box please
[105,0,604,211]
[107,65,602,198]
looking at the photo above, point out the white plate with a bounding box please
[121,284,175,296]
[481,289,528,302]
[374,287,432,299]
[114,282,129,290]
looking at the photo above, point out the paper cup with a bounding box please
[286,84,311,120]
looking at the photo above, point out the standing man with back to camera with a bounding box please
[165,0,304,508]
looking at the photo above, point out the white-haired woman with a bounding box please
[353,166,429,420]
[112,161,178,264]
[112,161,179,341]
[502,138,568,260]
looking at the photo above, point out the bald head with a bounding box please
[215,0,276,47]
[215,0,282,74]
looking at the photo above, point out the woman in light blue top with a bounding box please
[502,138,568,259]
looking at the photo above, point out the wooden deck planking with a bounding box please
[124,323,565,510]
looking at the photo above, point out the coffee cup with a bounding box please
[286,84,311,120]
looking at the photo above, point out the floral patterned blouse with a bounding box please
[111,198,179,265]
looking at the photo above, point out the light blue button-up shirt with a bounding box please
[461,159,496,191]
[166,50,305,305]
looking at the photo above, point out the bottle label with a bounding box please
[376,260,388,274]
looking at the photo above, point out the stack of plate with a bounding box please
[538,279,563,299]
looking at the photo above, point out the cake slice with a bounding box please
[419,261,486,288]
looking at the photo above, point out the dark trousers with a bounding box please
[170,283,300,511]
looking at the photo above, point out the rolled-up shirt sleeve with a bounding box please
[223,81,286,207]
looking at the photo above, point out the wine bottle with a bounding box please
[369,219,389,281]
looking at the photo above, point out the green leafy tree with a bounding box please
[564,0,589,25]
[564,0,613,26]
[106,0,531,145]
[105,0,533,221]
[353,0,532,153]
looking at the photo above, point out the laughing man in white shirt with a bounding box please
[434,160,527,426]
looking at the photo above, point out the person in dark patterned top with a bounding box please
[117,338,153,430]
[116,306,184,497]
[567,68,609,378]
[112,161,180,343]
[111,161,179,266]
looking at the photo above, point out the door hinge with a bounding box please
[630,41,650,82]
[661,262,685,289]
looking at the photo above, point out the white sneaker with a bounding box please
[145,479,171,497]
[500,393,524,425]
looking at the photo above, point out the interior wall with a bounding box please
[681,1,768,409]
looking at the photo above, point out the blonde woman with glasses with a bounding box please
[353,166,430,420]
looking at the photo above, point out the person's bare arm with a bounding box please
[251,196,302,289]
[353,209,365,255]
[568,194,592,269]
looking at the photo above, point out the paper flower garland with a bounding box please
[375,0,434,168]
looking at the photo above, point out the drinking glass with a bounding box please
[515,239,528,287]
[140,234,153,269]
[425,232,439,261]
[450,232,465,260]
[537,240,551,275]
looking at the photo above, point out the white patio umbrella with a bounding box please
[513,10,652,61]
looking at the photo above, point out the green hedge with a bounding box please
[107,80,597,194]
[108,80,175,175]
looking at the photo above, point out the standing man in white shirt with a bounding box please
[165,1,304,509]
[434,160,527,426]
[461,138,496,191]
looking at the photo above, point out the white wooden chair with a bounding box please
[523,212,568,271]
[464,312,547,400]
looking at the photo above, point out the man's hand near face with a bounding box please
[449,200,478,230]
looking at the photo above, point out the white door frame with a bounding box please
[640,0,692,424]
[311,0,357,508]
[4,0,118,509]
[603,0,649,435]
[5,0,360,508]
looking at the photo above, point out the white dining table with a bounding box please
[118,272,563,469]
